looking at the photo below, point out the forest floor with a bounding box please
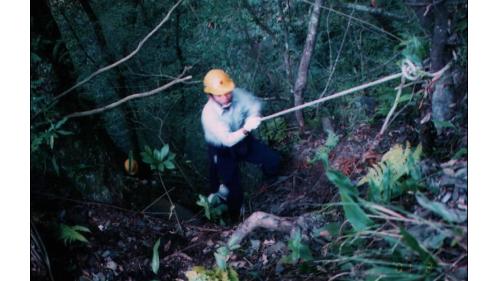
[31,121,467,281]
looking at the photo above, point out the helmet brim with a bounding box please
[204,80,235,96]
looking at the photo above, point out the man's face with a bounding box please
[211,91,233,108]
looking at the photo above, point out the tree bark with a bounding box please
[429,1,455,125]
[293,0,323,130]
[406,0,455,127]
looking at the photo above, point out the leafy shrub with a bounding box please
[259,117,289,150]
[140,144,176,172]
[31,118,72,153]
[196,194,227,223]
[358,143,422,202]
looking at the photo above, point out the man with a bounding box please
[201,69,281,219]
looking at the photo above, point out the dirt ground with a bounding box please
[31,122,466,280]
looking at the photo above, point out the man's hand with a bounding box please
[243,116,262,131]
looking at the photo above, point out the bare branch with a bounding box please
[64,73,191,119]
[332,2,405,21]
[300,0,403,42]
[54,0,184,101]
[377,76,406,137]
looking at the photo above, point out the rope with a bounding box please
[261,59,450,122]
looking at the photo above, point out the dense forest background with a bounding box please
[30,0,468,280]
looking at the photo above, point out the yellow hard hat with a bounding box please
[203,69,235,96]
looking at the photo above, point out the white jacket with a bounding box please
[201,88,261,147]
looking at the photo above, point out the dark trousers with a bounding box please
[207,135,280,217]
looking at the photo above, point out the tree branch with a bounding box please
[64,72,191,119]
[301,0,402,42]
[54,0,184,101]
[293,0,323,130]
[332,2,405,21]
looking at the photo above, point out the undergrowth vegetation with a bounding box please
[30,0,467,279]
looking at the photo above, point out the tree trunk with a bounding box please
[407,0,455,128]
[293,0,323,130]
[429,1,455,125]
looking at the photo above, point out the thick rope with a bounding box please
[261,73,402,121]
[261,59,448,122]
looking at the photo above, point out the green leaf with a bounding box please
[196,195,212,220]
[339,191,373,231]
[57,130,73,136]
[416,192,467,223]
[54,117,68,129]
[326,169,372,231]
[160,144,170,159]
[228,267,239,281]
[141,152,154,165]
[154,149,161,161]
[326,169,357,196]
[214,246,229,269]
[59,224,91,245]
[364,266,423,281]
[71,225,91,233]
[399,227,438,268]
[151,238,161,274]
[164,160,175,170]
[284,231,312,264]
[398,93,413,103]
[359,143,422,202]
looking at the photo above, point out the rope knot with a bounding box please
[401,59,421,81]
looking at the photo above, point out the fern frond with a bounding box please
[359,143,422,202]
[59,224,91,245]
